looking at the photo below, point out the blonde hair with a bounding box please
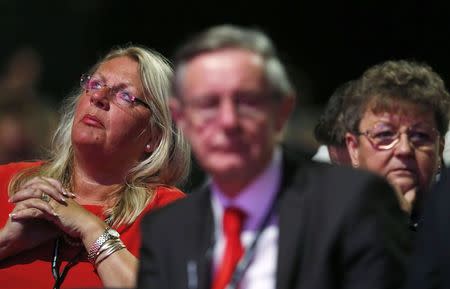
[9,45,191,227]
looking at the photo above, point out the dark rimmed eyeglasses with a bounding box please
[80,74,150,110]
[357,123,439,151]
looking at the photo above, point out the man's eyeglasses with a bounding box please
[183,92,273,123]
[80,74,150,110]
[357,123,439,151]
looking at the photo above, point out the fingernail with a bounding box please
[63,188,75,198]
[53,211,59,217]
[71,193,76,198]
[9,213,15,219]
[7,198,12,203]
[61,196,66,202]
[61,190,69,196]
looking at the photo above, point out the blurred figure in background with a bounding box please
[138,24,410,289]
[345,60,450,221]
[0,45,58,163]
[312,80,355,165]
[0,112,35,163]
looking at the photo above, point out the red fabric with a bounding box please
[211,207,246,289]
[0,161,185,289]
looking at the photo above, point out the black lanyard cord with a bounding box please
[51,238,61,281]
[51,238,83,289]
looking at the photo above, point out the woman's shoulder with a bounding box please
[0,161,44,183]
[142,185,186,213]
[0,161,44,169]
[153,185,186,205]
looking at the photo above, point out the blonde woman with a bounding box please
[0,45,190,288]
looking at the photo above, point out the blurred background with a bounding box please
[1,0,450,163]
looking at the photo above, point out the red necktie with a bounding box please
[211,207,246,289]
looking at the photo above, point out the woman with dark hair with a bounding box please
[345,60,450,221]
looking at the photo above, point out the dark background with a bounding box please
[1,0,450,148]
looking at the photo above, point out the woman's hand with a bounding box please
[45,193,106,243]
[391,183,415,215]
[5,176,138,287]
[0,214,58,260]
[402,187,416,214]
[0,176,69,259]
[8,177,106,244]
[9,176,71,218]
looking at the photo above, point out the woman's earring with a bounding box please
[145,144,152,152]
[353,161,359,168]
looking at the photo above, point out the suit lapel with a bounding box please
[185,186,215,289]
[276,159,309,289]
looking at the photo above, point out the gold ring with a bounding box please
[41,193,50,203]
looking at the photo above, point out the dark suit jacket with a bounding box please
[404,166,450,289]
[137,157,411,289]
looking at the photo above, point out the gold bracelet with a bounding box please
[96,239,120,259]
[95,239,126,265]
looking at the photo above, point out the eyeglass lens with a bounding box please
[363,124,438,151]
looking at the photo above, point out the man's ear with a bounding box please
[169,97,185,131]
[345,132,360,168]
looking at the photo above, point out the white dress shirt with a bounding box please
[311,144,331,163]
[443,129,450,167]
[210,147,282,289]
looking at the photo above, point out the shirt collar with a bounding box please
[211,147,282,230]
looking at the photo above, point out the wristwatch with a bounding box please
[87,227,120,263]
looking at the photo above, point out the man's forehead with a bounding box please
[181,51,266,94]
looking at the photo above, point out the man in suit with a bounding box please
[404,166,450,289]
[137,24,411,289]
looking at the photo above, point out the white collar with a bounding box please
[211,147,282,230]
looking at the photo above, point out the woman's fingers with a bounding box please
[10,176,74,204]
[41,177,75,197]
[22,176,52,189]
[10,186,66,204]
[10,188,92,240]
[10,199,58,221]
[22,176,66,195]
[403,188,416,213]
[392,184,414,215]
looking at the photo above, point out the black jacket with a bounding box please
[137,156,411,289]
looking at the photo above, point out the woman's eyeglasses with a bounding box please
[80,74,150,110]
[357,123,439,151]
